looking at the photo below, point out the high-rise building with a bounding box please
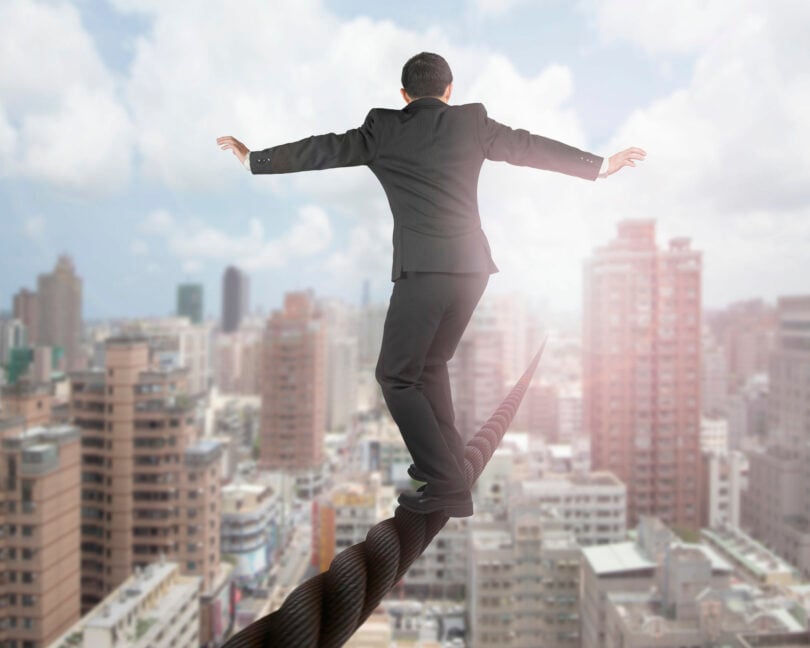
[123,317,210,395]
[70,335,222,612]
[36,255,83,371]
[213,330,263,396]
[743,295,810,576]
[0,422,81,647]
[705,299,777,395]
[584,220,702,529]
[727,372,768,449]
[260,291,327,482]
[450,300,506,442]
[12,288,38,347]
[0,318,27,366]
[701,449,747,528]
[177,283,204,325]
[702,333,728,416]
[1,382,52,427]
[319,297,359,432]
[221,266,250,333]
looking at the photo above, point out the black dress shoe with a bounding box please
[398,489,473,518]
[407,464,428,482]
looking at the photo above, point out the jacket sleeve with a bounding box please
[249,110,377,174]
[475,104,603,181]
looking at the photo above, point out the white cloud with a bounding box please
[139,205,333,271]
[182,259,202,274]
[474,0,534,17]
[587,0,732,55]
[571,0,810,305]
[4,0,807,309]
[0,0,134,191]
[22,215,45,241]
[18,85,134,191]
[0,102,16,172]
[130,239,149,256]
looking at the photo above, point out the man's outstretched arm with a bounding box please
[476,104,645,180]
[217,110,377,174]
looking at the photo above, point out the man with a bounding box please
[218,52,645,518]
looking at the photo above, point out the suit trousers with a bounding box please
[375,270,489,495]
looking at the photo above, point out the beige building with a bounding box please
[313,477,394,573]
[260,291,327,493]
[48,560,200,648]
[70,335,221,614]
[467,510,581,648]
[0,422,81,647]
[123,317,211,396]
[1,383,52,428]
[36,256,83,372]
[213,330,263,396]
[584,220,703,529]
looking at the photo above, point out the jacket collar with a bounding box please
[403,97,448,112]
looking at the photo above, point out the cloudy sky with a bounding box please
[1,0,808,319]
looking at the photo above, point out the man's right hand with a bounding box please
[217,135,249,166]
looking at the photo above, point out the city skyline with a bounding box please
[2,2,809,319]
[2,215,809,646]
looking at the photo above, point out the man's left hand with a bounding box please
[604,147,647,177]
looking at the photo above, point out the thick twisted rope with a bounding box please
[224,339,546,648]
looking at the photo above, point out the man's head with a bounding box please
[401,52,453,104]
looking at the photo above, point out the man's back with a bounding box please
[249,97,603,280]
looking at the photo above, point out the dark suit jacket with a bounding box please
[249,98,603,281]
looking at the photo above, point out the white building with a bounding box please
[48,560,200,648]
[702,449,748,528]
[702,333,728,416]
[221,482,280,581]
[701,416,729,453]
[0,317,26,365]
[513,472,627,546]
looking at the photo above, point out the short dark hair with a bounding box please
[401,52,453,99]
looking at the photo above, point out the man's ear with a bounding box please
[443,83,453,102]
[400,88,412,104]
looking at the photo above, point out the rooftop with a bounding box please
[703,526,799,583]
[582,541,656,575]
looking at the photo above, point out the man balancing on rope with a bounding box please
[218,52,645,518]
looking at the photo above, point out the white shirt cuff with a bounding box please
[598,156,609,178]
[243,152,252,172]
